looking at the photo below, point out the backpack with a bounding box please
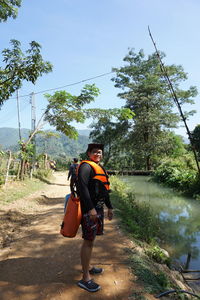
[71,163,78,177]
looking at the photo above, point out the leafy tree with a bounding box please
[0,0,21,22]
[44,84,101,139]
[90,118,132,168]
[44,85,134,166]
[0,1,53,106]
[112,49,197,170]
[160,132,186,158]
[0,40,52,106]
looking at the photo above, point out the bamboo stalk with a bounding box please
[148,26,200,176]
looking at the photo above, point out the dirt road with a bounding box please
[0,172,150,300]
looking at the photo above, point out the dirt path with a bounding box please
[0,172,155,300]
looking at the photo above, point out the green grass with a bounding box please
[0,178,47,204]
[130,253,170,294]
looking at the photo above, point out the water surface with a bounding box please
[121,176,200,270]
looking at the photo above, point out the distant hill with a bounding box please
[0,127,91,158]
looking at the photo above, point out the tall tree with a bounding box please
[90,118,131,168]
[0,40,52,106]
[44,86,134,153]
[112,49,197,170]
[0,1,52,106]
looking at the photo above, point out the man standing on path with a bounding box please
[67,158,79,193]
[77,143,113,292]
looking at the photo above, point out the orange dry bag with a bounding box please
[60,193,82,238]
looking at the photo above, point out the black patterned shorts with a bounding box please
[81,207,104,241]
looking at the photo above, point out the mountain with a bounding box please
[0,127,90,157]
[0,127,30,148]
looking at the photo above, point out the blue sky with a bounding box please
[0,0,200,137]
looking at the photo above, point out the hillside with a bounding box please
[0,127,90,158]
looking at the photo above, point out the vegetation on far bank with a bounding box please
[152,154,200,199]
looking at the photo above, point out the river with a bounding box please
[121,175,200,270]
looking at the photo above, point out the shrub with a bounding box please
[152,156,200,198]
[145,245,170,266]
[34,168,52,181]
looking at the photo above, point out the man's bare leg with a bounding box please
[81,239,94,282]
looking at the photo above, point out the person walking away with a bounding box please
[67,158,79,193]
[77,143,113,292]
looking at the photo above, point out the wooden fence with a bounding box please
[107,170,153,176]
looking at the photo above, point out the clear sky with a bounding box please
[0,0,199,137]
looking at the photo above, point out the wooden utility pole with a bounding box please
[16,90,22,141]
[148,26,200,176]
[30,92,36,178]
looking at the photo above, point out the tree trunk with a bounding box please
[44,153,48,169]
[146,155,151,171]
[16,161,21,180]
[19,159,26,180]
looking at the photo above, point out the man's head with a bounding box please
[86,143,104,163]
[73,158,78,163]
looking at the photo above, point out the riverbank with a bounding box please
[110,176,199,299]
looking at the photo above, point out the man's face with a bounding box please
[88,148,103,163]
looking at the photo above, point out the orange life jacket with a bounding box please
[79,160,110,191]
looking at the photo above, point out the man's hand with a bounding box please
[107,209,113,221]
[89,208,97,221]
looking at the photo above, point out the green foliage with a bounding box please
[130,255,171,293]
[90,118,132,167]
[34,168,52,181]
[0,0,21,22]
[89,107,135,168]
[112,48,197,170]
[152,156,200,197]
[110,176,160,243]
[44,84,100,138]
[192,124,200,158]
[0,40,52,105]
[18,141,35,161]
[55,158,70,171]
[145,245,170,265]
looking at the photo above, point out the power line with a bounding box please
[7,71,114,100]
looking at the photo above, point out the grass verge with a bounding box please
[0,178,47,205]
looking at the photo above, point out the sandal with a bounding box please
[89,267,104,274]
[77,279,101,292]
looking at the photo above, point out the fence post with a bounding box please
[5,150,12,186]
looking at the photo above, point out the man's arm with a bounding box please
[67,165,72,180]
[104,194,113,221]
[78,163,95,213]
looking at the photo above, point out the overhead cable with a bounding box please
[7,71,114,100]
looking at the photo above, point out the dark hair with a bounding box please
[73,158,78,163]
[86,143,104,153]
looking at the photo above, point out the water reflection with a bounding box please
[121,176,200,269]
